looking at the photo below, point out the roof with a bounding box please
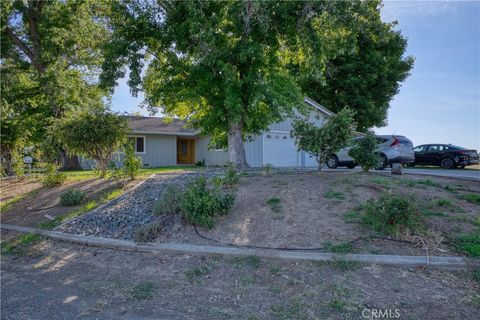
[126,116,198,136]
[126,97,334,135]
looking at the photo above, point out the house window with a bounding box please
[266,135,271,139]
[282,136,288,139]
[128,136,145,153]
[275,135,280,139]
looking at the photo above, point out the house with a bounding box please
[79,97,333,169]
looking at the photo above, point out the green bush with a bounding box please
[452,233,480,257]
[42,164,66,187]
[153,186,182,215]
[180,177,234,229]
[223,162,239,185]
[60,188,86,206]
[361,192,422,234]
[133,221,163,243]
[348,131,380,172]
[123,143,142,179]
[261,163,274,176]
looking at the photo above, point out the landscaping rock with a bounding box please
[56,170,223,240]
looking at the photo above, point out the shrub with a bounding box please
[42,164,66,187]
[123,143,142,179]
[133,221,163,243]
[361,192,422,234]
[60,188,86,206]
[195,159,205,167]
[223,162,239,186]
[348,131,380,172]
[106,160,126,181]
[266,197,282,213]
[452,233,480,257]
[261,163,274,176]
[459,193,480,205]
[180,177,234,229]
[153,186,182,215]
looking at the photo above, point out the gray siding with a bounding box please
[195,136,229,166]
[245,135,263,167]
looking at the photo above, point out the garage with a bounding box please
[263,132,300,167]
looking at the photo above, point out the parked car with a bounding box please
[412,144,479,169]
[326,135,415,170]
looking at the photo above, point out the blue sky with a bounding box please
[110,0,480,150]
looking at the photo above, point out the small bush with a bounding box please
[361,192,422,234]
[435,198,454,207]
[123,143,142,179]
[42,164,66,187]
[452,233,480,257]
[129,281,155,300]
[266,197,282,213]
[180,177,234,229]
[223,162,239,186]
[133,221,163,242]
[261,164,274,176]
[60,188,86,206]
[348,131,380,172]
[459,193,480,205]
[195,159,205,167]
[153,186,182,215]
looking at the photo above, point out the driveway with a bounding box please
[322,167,480,181]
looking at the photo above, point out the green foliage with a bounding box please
[106,161,126,183]
[261,164,274,176]
[459,193,480,205]
[60,189,86,207]
[42,164,67,187]
[53,111,127,177]
[133,221,163,243]
[324,242,354,254]
[348,131,380,172]
[361,192,422,235]
[223,163,240,186]
[266,197,282,213]
[180,177,235,229]
[434,198,454,207]
[291,108,355,170]
[129,281,155,300]
[452,233,480,257]
[231,255,262,269]
[123,142,142,179]
[324,189,346,200]
[1,234,43,255]
[195,160,205,167]
[153,186,182,216]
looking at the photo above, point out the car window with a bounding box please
[428,145,439,152]
[413,146,424,152]
[438,145,444,151]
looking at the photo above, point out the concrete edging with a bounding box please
[1,223,472,270]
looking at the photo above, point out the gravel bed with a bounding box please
[56,170,223,240]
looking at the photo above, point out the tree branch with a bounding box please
[3,26,44,73]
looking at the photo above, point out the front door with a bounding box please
[177,139,195,164]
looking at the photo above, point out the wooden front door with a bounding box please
[177,139,195,164]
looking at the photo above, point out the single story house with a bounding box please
[79,97,333,169]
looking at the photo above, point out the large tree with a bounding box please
[100,0,413,167]
[1,0,109,168]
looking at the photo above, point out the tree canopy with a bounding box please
[100,0,413,167]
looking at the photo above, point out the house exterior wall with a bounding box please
[195,136,229,166]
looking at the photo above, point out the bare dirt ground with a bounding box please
[1,240,479,320]
[156,172,480,257]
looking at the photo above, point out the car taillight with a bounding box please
[389,136,400,147]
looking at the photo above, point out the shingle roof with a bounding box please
[126,116,198,135]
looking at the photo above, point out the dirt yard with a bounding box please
[153,172,480,257]
[1,240,479,320]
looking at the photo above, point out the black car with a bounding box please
[412,144,479,169]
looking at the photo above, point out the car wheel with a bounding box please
[346,164,356,169]
[326,155,338,169]
[440,158,455,169]
[375,155,388,170]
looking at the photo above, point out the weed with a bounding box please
[444,185,457,192]
[313,259,360,271]
[223,162,239,186]
[324,189,345,200]
[400,179,417,187]
[435,198,454,207]
[459,193,480,205]
[60,188,86,206]
[343,210,361,223]
[230,255,261,269]
[261,164,274,176]
[0,189,39,213]
[133,221,163,242]
[361,192,422,235]
[129,281,155,300]
[185,265,212,284]
[472,268,480,283]
[153,186,182,215]
[452,233,480,257]
[1,233,43,255]
[266,197,282,214]
[324,241,354,254]
[270,299,309,320]
[421,208,447,217]
[42,164,67,187]
[269,265,281,276]
[416,179,441,188]
[369,176,391,186]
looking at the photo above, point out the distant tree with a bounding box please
[348,131,380,172]
[53,111,128,177]
[291,108,356,171]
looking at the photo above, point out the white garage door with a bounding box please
[263,132,299,167]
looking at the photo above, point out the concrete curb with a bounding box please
[1,223,472,270]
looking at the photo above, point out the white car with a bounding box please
[326,135,415,170]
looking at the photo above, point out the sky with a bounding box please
[110,0,480,150]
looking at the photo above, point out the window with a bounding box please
[282,136,288,139]
[128,136,145,153]
[427,145,439,152]
[275,135,280,139]
[413,146,425,152]
[266,135,271,139]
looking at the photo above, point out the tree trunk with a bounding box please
[228,122,249,169]
[60,150,81,170]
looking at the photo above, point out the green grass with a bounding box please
[266,197,282,216]
[185,265,213,284]
[62,166,199,181]
[129,281,155,300]
[324,189,345,200]
[0,189,40,214]
[434,198,454,207]
[368,176,392,186]
[39,188,125,229]
[421,208,447,217]
[230,255,261,269]
[416,179,442,188]
[324,241,354,254]
[459,193,480,205]
[452,233,480,257]
[1,233,44,255]
[342,210,361,223]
